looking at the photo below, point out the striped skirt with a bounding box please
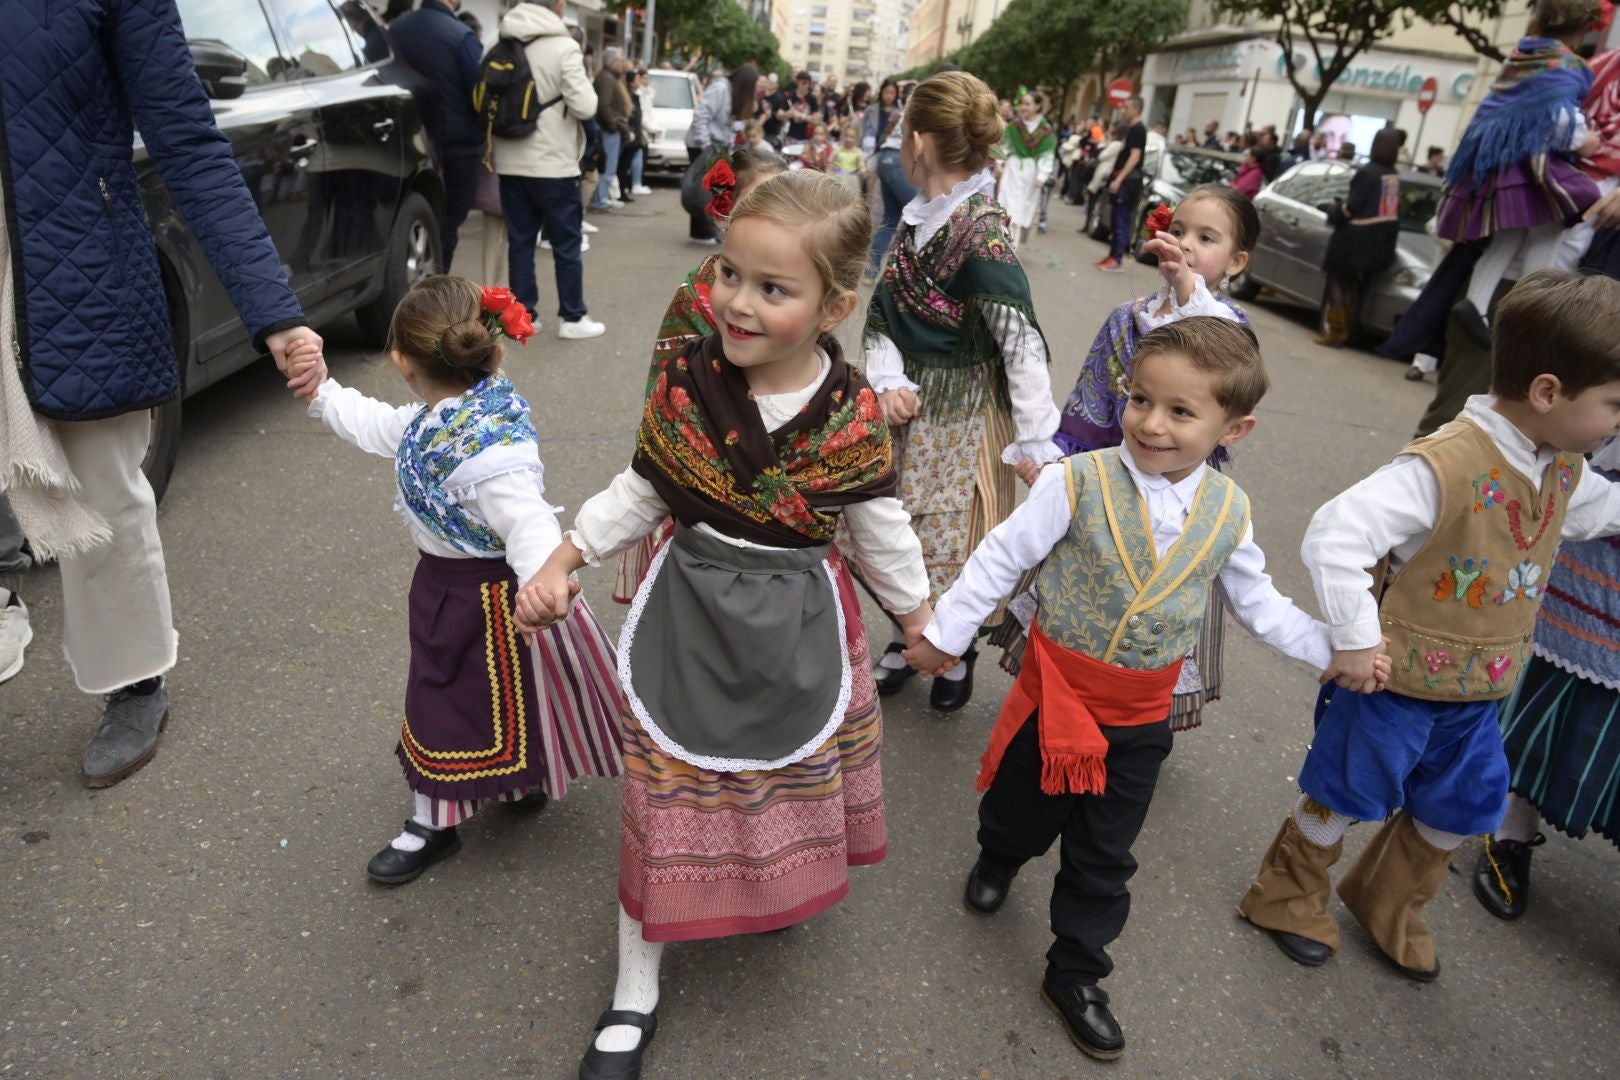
[1436,156,1600,242]
[1500,653,1620,849]
[617,551,888,942]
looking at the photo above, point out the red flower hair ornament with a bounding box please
[703,156,738,219]
[479,285,536,345]
[1145,203,1174,235]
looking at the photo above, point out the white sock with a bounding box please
[1466,229,1524,315]
[941,658,969,681]
[1292,795,1354,847]
[1412,352,1439,374]
[1413,818,1467,852]
[1496,793,1541,843]
[877,632,910,671]
[594,906,665,1053]
[390,794,442,852]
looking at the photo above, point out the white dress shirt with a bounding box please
[310,380,563,584]
[570,349,931,615]
[924,442,1333,670]
[863,168,1062,467]
[1303,395,1620,651]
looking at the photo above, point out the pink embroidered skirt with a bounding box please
[616,550,888,941]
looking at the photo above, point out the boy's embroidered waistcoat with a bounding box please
[1034,450,1250,668]
[1380,418,1580,701]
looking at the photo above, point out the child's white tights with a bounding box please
[1465,222,1567,316]
[595,905,665,1052]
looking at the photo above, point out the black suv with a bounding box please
[142,0,445,499]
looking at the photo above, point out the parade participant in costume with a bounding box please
[1013,186,1257,732]
[514,172,931,1080]
[1238,270,1620,982]
[613,145,788,602]
[998,90,1057,249]
[904,318,1342,1062]
[1437,0,1605,345]
[865,71,1062,714]
[293,277,622,885]
[1472,433,1620,919]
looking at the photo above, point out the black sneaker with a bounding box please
[1041,979,1124,1060]
[366,820,461,885]
[1472,833,1544,920]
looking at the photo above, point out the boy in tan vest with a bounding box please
[1239,269,1620,981]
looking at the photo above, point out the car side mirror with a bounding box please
[190,39,249,101]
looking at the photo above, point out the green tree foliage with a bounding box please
[1212,0,1508,126]
[610,0,786,74]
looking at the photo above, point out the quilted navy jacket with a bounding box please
[0,0,305,421]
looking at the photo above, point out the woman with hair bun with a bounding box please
[864,70,1062,714]
[290,275,623,885]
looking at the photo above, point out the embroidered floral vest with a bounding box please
[1033,450,1250,669]
[1380,418,1580,701]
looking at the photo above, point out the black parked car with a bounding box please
[141,0,444,499]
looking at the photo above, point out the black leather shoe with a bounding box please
[1387,953,1442,983]
[1267,929,1334,967]
[1451,297,1492,349]
[1473,833,1543,920]
[873,642,917,697]
[929,647,977,713]
[1041,980,1124,1061]
[963,857,1016,915]
[509,789,550,813]
[366,820,461,885]
[579,1008,657,1080]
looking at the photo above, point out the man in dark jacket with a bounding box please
[0,0,322,788]
[389,0,486,267]
[591,47,632,210]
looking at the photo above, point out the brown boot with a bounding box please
[1238,816,1343,965]
[1314,306,1350,347]
[1337,812,1453,982]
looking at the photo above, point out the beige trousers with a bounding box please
[49,410,177,693]
[482,212,509,287]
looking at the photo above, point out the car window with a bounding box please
[174,0,285,87]
[650,75,695,110]
[1272,163,1347,209]
[1159,151,1239,188]
[268,0,362,77]
[1399,181,1441,233]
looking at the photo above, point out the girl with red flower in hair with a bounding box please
[285,275,623,885]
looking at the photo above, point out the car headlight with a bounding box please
[1391,266,1429,289]
[668,127,688,142]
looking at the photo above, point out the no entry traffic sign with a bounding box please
[1417,76,1439,115]
[1107,78,1134,107]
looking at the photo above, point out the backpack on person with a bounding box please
[473,36,563,142]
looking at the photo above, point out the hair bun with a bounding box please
[965,90,1003,154]
[440,317,497,370]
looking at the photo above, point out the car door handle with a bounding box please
[372,118,396,138]
[289,137,319,157]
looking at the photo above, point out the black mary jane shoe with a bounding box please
[929,646,978,713]
[1266,928,1334,967]
[508,789,550,813]
[1450,298,1493,350]
[366,820,461,885]
[1472,833,1544,921]
[963,856,1017,916]
[579,1009,658,1080]
[1041,980,1125,1061]
[873,642,918,697]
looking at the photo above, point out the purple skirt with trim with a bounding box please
[1436,156,1599,242]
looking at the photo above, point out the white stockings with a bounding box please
[595,906,665,1052]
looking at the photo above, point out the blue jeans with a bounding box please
[1108,179,1141,262]
[867,148,917,276]
[630,144,645,189]
[500,175,587,322]
[593,133,623,208]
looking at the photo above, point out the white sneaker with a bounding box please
[631,185,653,196]
[581,221,600,234]
[539,238,589,252]
[0,599,32,684]
[557,316,606,340]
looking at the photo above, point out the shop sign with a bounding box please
[1278,52,1475,100]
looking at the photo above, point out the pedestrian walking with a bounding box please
[592,47,633,210]
[905,317,1338,1063]
[492,0,605,340]
[864,72,1061,714]
[682,63,759,244]
[861,78,915,281]
[1096,96,1147,271]
[999,90,1056,248]
[515,172,931,1080]
[1315,127,1405,347]
[389,0,485,269]
[0,0,322,788]
[290,276,622,885]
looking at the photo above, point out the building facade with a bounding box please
[773,0,916,84]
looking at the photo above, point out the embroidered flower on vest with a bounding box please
[1494,560,1542,604]
[1433,555,1490,608]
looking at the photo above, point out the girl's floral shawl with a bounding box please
[1447,38,1594,186]
[864,192,1042,421]
[1005,116,1057,160]
[646,255,721,397]
[396,374,537,555]
[632,332,897,547]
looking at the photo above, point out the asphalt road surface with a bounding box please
[4,187,1617,1079]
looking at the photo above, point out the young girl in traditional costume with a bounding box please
[999,186,1259,732]
[614,145,787,603]
[1437,0,1605,342]
[515,172,931,1080]
[998,90,1056,249]
[866,71,1062,714]
[294,277,622,885]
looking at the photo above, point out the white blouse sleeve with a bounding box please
[1036,148,1055,186]
[979,301,1062,465]
[1137,277,1240,330]
[924,462,1071,656]
[1217,523,1333,672]
[1561,466,1620,541]
[307,379,421,458]
[840,497,929,614]
[862,331,920,394]
[466,470,564,584]
[570,466,671,565]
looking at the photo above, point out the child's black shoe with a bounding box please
[1472,833,1543,920]
[963,856,1016,915]
[1041,979,1124,1061]
[366,820,461,885]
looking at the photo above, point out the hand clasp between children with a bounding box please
[1320,636,1395,694]
[514,571,582,637]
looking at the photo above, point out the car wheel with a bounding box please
[356,192,441,348]
[142,396,183,505]
[1227,268,1260,301]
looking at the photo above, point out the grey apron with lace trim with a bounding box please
[621,524,848,770]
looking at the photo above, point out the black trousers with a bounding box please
[440,152,482,271]
[977,710,1172,988]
